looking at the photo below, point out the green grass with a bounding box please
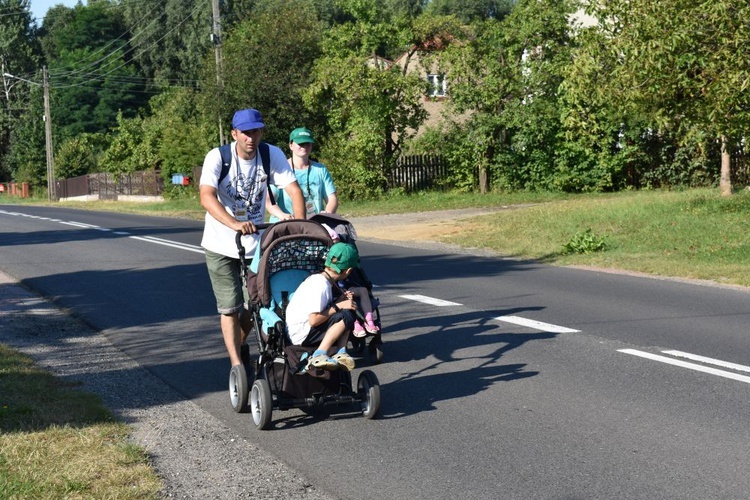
[2,189,568,220]
[0,345,162,499]
[5,187,750,287]
[439,188,750,287]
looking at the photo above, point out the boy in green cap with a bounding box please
[285,242,362,371]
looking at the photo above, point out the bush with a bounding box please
[562,228,608,254]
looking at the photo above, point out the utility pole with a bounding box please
[211,0,225,145]
[42,66,55,201]
[3,70,56,200]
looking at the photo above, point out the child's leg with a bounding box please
[317,319,347,352]
[350,286,373,314]
[350,286,378,333]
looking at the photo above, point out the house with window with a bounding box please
[391,43,469,136]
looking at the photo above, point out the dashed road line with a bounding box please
[495,315,580,333]
[618,348,750,384]
[1,210,204,254]
[130,235,205,254]
[398,294,462,307]
[661,350,750,374]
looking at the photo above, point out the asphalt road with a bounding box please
[2,204,750,499]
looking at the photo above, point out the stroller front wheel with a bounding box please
[229,364,249,413]
[357,370,381,419]
[250,379,273,430]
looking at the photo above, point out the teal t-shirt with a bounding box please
[270,161,336,221]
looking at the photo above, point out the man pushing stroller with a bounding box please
[285,242,364,372]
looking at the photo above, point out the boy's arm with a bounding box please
[308,297,355,327]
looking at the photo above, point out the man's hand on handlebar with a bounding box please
[233,220,257,235]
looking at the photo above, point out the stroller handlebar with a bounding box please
[235,223,272,253]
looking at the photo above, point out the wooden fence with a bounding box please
[193,155,450,193]
[55,170,163,200]
[388,155,447,192]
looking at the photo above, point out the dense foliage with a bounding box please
[0,0,747,199]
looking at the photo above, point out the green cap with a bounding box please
[325,242,359,273]
[289,127,315,144]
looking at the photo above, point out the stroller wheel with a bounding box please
[357,370,381,419]
[250,379,273,430]
[229,364,249,413]
[368,338,383,364]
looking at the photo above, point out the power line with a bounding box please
[51,0,170,78]
[48,0,210,89]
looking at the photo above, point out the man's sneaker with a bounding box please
[333,352,356,371]
[353,321,367,338]
[308,353,339,371]
[364,320,380,334]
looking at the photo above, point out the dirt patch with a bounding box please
[346,206,526,243]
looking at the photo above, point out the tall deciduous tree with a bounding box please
[305,0,428,198]
[579,0,750,196]
[120,0,212,88]
[40,2,145,140]
[441,0,576,191]
[202,0,324,147]
[0,0,41,181]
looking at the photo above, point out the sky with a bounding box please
[29,0,81,23]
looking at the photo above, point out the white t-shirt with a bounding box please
[285,273,333,345]
[199,142,297,258]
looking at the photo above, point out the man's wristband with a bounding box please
[331,303,340,313]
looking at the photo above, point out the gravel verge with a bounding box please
[0,271,333,500]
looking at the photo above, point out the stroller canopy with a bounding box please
[254,220,334,307]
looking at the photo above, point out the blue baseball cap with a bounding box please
[232,109,264,131]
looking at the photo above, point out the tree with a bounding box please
[305,0,428,198]
[54,134,99,179]
[425,0,515,23]
[120,0,212,88]
[202,0,324,147]
[0,0,41,181]
[578,0,750,196]
[40,3,145,140]
[7,89,46,191]
[439,0,577,191]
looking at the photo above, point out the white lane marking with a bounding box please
[495,315,580,333]
[59,221,99,228]
[619,349,750,384]
[139,235,204,250]
[399,294,461,307]
[662,350,750,374]
[129,235,205,254]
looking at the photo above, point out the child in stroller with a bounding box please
[286,241,361,371]
[234,219,381,429]
[309,213,384,363]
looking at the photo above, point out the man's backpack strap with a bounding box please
[218,143,232,185]
[258,142,275,206]
[217,142,275,205]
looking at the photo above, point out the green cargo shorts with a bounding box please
[205,249,258,314]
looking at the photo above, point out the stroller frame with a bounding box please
[232,220,381,430]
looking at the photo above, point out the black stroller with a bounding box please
[309,213,384,364]
[230,219,381,430]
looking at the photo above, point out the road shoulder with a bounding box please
[0,271,333,499]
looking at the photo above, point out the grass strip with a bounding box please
[0,345,162,499]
